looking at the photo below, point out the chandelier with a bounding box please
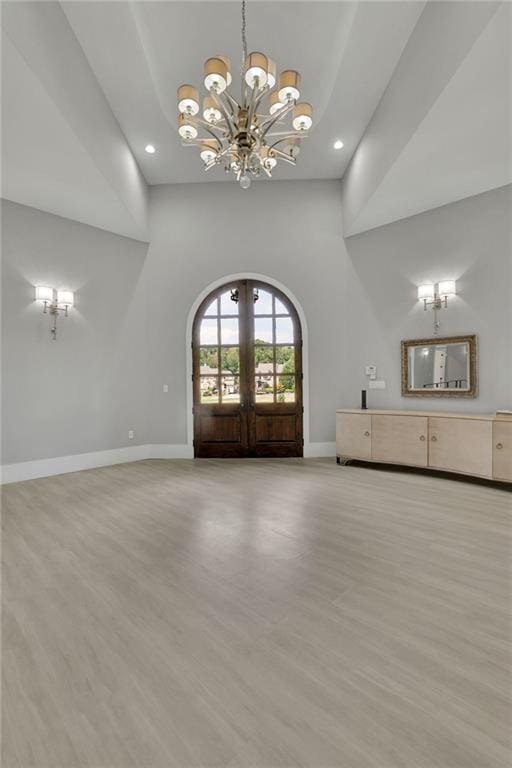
[176,0,314,188]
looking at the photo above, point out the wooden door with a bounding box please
[371,415,428,467]
[193,280,303,458]
[428,417,492,478]
[336,413,372,460]
[493,421,512,481]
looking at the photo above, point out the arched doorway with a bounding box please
[192,279,303,458]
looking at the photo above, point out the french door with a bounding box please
[192,279,303,458]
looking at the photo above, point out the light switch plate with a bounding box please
[163,384,169,393]
[128,430,134,439]
[365,365,377,376]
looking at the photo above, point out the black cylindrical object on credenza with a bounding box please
[361,389,367,410]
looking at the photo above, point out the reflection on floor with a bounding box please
[2,458,510,767]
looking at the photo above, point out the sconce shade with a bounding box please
[292,102,313,131]
[200,139,218,163]
[438,280,456,297]
[203,57,228,93]
[282,136,301,158]
[178,114,198,139]
[417,284,435,301]
[261,146,277,169]
[244,52,269,88]
[35,286,53,303]
[267,59,277,89]
[269,91,284,115]
[177,85,199,115]
[216,55,232,86]
[278,70,301,103]
[203,95,222,124]
[57,290,74,307]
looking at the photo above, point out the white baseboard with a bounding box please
[148,444,194,460]
[304,441,336,458]
[1,445,150,485]
[1,441,334,484]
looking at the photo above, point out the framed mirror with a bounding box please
[401,335,477,397]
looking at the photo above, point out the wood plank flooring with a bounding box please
[2,458,511,768]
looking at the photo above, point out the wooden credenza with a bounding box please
[336,409,512,483]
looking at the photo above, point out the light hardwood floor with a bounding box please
[2,458,511,768]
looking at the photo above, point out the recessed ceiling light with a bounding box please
[145,144,156,154]
[333,140,344,150]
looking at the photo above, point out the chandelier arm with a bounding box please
[223,90,242,112]
[266,131,309,140]
[271,149,297,166]
[247,86,270,134]
[260,101,296,137]
[210,90,237,135]
[194,117,227,135]
[194,123,227,149]
[250,84,269,118]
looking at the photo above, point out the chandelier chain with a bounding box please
[241,0,248,71]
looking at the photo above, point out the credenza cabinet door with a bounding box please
[371,415,428,467]
[428,418,493,478]
[493,421,512,481]
[336,413,372,460]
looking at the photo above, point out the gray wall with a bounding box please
[145,180,346,446]
[340,184,512,412]
[2,182,510,465]
[1,200,149,464]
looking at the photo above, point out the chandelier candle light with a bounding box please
[176,0,313,188]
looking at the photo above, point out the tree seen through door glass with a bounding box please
[277,375,296,403]
[221,347,240,375]
[199,347,219,374]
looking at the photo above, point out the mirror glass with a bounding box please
[408,342,470,391]
[402,335,476,397]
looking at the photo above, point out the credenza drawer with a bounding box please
[493,421,512,482]
[336,413,372,460]
[372,415,428,467]
[428,417,492,478]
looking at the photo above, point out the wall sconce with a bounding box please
[35,286,74,340]
[417,280,456,334]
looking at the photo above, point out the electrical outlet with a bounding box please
[163,384,169,393]
[128,430,134,439]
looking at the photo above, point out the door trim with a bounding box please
[186,272,309,454]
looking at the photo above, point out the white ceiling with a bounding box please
[1,1,510,239]
[348,1,512,234]
[61,0,425,185]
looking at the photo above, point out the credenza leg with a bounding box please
[336,456,350,466]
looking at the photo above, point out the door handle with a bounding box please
[431,435,437,442]
[496,442,503,450]
[419,435,425,441]
[364,431,370,437]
